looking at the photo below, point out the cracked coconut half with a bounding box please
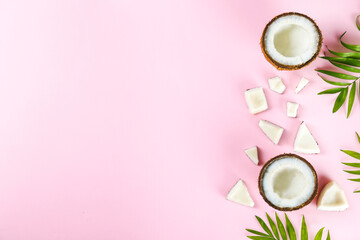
[258,153,318,211]
[261,12,322,70]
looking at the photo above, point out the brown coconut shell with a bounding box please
[260,12,323,70]
[258,153,318,211]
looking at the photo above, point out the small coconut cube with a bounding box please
[244,146,259,165]
[287,102,299,118]
[244,87,268,114]
[295,77,309,94]
[268,76,286,94]
[226,179,254,207]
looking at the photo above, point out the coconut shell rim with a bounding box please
[258,153,318,211]
[260,12,323,71]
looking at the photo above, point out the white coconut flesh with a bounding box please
[268,76,286,94]
[294,122,320,154]
[245,87,268,114]
[245,146,259,165]
[264,15,320,66]
[261,156,316,208]
[287,102,299,118]
[317,181,349,211]
[227,179,254,207]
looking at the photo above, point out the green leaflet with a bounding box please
[333,87,348,113]
[357,15,360,31]
[329,61,360,73]
[341,149,360,159]
[340,32,360,52]
[326,231,331,240]
[318,88,343,95]
[285,214,296,240]
[327,47,360,58]
[347,82,356,117]
[321,56,360,67]
[266,213,280,240]
[275,213,287,240]
[356,132,360,144]
[354,190,360,193]
[246,229,268,236]
[344,170,360,175]
[247,236,274,240]
[256,216,274,238]
[318,75,352,86]
[314,228,324,240]
[348,178,360,182]
[301,216,308,240]
[315,69,358,80]
[342,162,360,167]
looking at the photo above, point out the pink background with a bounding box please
[0,0,360,239]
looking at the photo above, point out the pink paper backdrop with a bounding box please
[0,0,360,239]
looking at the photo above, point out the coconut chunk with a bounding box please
[244,87,268,114]
[245,146,259,165]
[226,179,254,207]
[295,77,309,94]
[259,120,284,144]
[294,122,320,154]
[317,181,348,211]
[268,76,286,94]
[287,102,299,118]
[259,154,317,211]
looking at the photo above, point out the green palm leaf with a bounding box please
[357,15,360,31]
[246,229,268,236]
[266,213,280,240]
[342,162,360,167]
[316,69,358,80]
[347,82,356,117]
[326,231,331,240]
[319,75,352,86]
[356,132,360,144]
[344,170,360,175]
[301,216,308,240]
[247,236,274,240]
[333,87,349,113]
[256,216,274,238]
[329,61,360,73]
[285,214,296,240]
[314,228,324,240]
[321,56,360,67]
[318,87,343,95]
[275,213,287,240]
[327,47,360,58]
[340,32,360,52]
[348,178,360,182]
[341,149,360,159]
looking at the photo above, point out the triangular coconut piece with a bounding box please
[295,77,309,94]
[226,179,254,207]
[317,181,349,211]
[294,122,320,154]
[245,146,259,165]
[259,120,284,145]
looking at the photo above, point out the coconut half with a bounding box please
[261,12,322,70]
[259,153,318,211]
